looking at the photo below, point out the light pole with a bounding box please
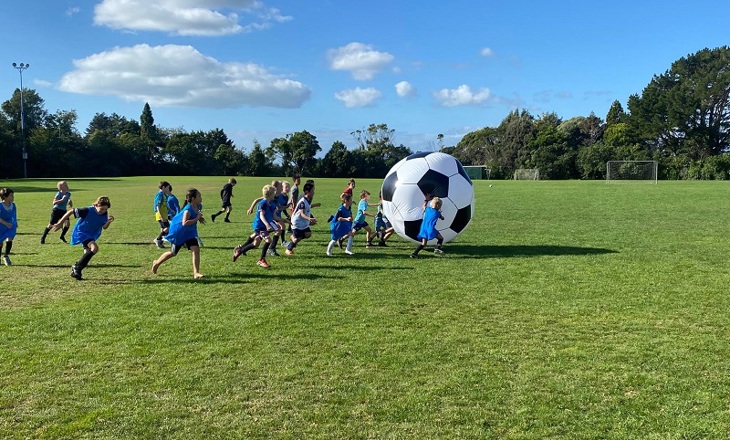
[12,62,30,178]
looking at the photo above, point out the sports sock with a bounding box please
[4,241,12,255]
[413,244,424,256]
[436,238,444,249]
[77,251,94,269]
[61,225,69,239]
[41,227,50,241]
[326,240,335,254]
[270,235,279,250]
[287,240,296,251]
[260,242,271,259]
[346,237,354,252]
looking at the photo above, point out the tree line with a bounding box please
[2,46,729,180]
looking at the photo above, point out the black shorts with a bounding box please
[158,219,170,229]
[221,200,232,208]
[49,208,66,224]
[353,221,369,232]
[171,238,200,255]
[291,228,311,239]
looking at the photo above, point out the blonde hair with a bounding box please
[430,197,442,210]
[94,196,111,208]
[262,184,276,199]
[57,181,68,191]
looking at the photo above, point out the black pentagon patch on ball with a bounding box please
[381,172,398,202]
[450,205,472,233]
[455,160,472,185]
[404,219,422,241]
[406,151,432,160]
[416,169,449,198]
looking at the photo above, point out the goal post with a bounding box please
[513,169,539,180]
[606,160,658,184]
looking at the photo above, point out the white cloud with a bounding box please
[334,87,382,108]
[66,7,81,16]
[94,0,290,36]
[479,47,495,57]
[395,81,416,98]
[327,42,394,81]
[433,84,491,107]
[58,44,311,108]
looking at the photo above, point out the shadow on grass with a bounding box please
[137,271,336,284]
[34,263,142,269]
[448,244,618,258]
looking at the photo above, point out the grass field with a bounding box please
[2,176,730,439]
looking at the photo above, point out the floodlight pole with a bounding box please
[12,62,30,178]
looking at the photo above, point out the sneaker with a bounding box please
[257,259,271,268]
[210,214,216,222]
[2,255,11,266]
[379,241,387,247]
[267,249,280,257]
[154,239,165,249]
[366,242,375,248]
[345,250,354,256]
[282,240,290,247]
[410,253,418,259]
[434,248,444,254]
[233,245,245,262]
[70,265,82,280]
[40,238,46,244]
[285,249,294,256]
[326,250,333,257]
[224,218,232,223]
[60,237,67,244]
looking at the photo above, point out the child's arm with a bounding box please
[102,216,115,229]
[53,193,68,207]
[52,209,76,230]
[247,197,264,215]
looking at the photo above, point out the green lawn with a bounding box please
[2,177,730,439]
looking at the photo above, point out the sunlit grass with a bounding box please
[2,177,730,438]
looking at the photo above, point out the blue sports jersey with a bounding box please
[276,193,288,216]
[165,204,198,245]
[70,206,108,245]
[417,206,442,241]
[167,194,181,218]
[0,202,18,241]
[252,199,275,231]
[354,199,368,224]
[329,205,353,240]
[54,191,72,211]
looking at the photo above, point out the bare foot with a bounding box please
[194,273,205,279]
[152,260,160,274]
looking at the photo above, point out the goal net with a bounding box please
[513,169,539,180]
[606,160,658,183]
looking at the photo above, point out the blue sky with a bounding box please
[1,0,729,154]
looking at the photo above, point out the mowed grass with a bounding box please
[2,176,730,439]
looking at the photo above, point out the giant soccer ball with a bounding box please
[381,152,475,244]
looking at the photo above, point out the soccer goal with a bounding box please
[606,160,658,184]
[514,168,539,180]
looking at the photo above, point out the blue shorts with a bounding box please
[353,221,369,232]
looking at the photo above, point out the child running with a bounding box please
[53,196,114,280]
[0,188,18,266]
[152,188,206,279]
[285,181,317,255]
[153,181,171,248]
[211,178,237,223]
[167,185,181,220]
[374,190,395,246]
[410,196,445,258]
[352,190,378,248]
[41,180,73,244]
[326,193,355,256]
[247,180,290,256]
[233,184,282,268]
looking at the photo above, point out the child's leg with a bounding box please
[152,251,176,273]
[191,245,203,278]
[41,226,51,243]
[365,226,374,245]
[346,234,354,253]
[3,239,12,255]
[224,206,232,220]
[326,239,336,255]
[260,238,271,260]
[60,220,70,242]
[412,239,426,256]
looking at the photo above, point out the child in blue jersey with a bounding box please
[166,185,181,220]
[410,196,445,258]
[326,193,355,256]
[233,184,282,268]
[153,181,172,248]
[211,178,237,223]
[285,182,318,255]
[247,180,290,256]
[41,180,73,244]
[352,190,378,249]
[0,188,18,266]
[152,188,206,279]
[374,190,394,246]
[53,196,114,280]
